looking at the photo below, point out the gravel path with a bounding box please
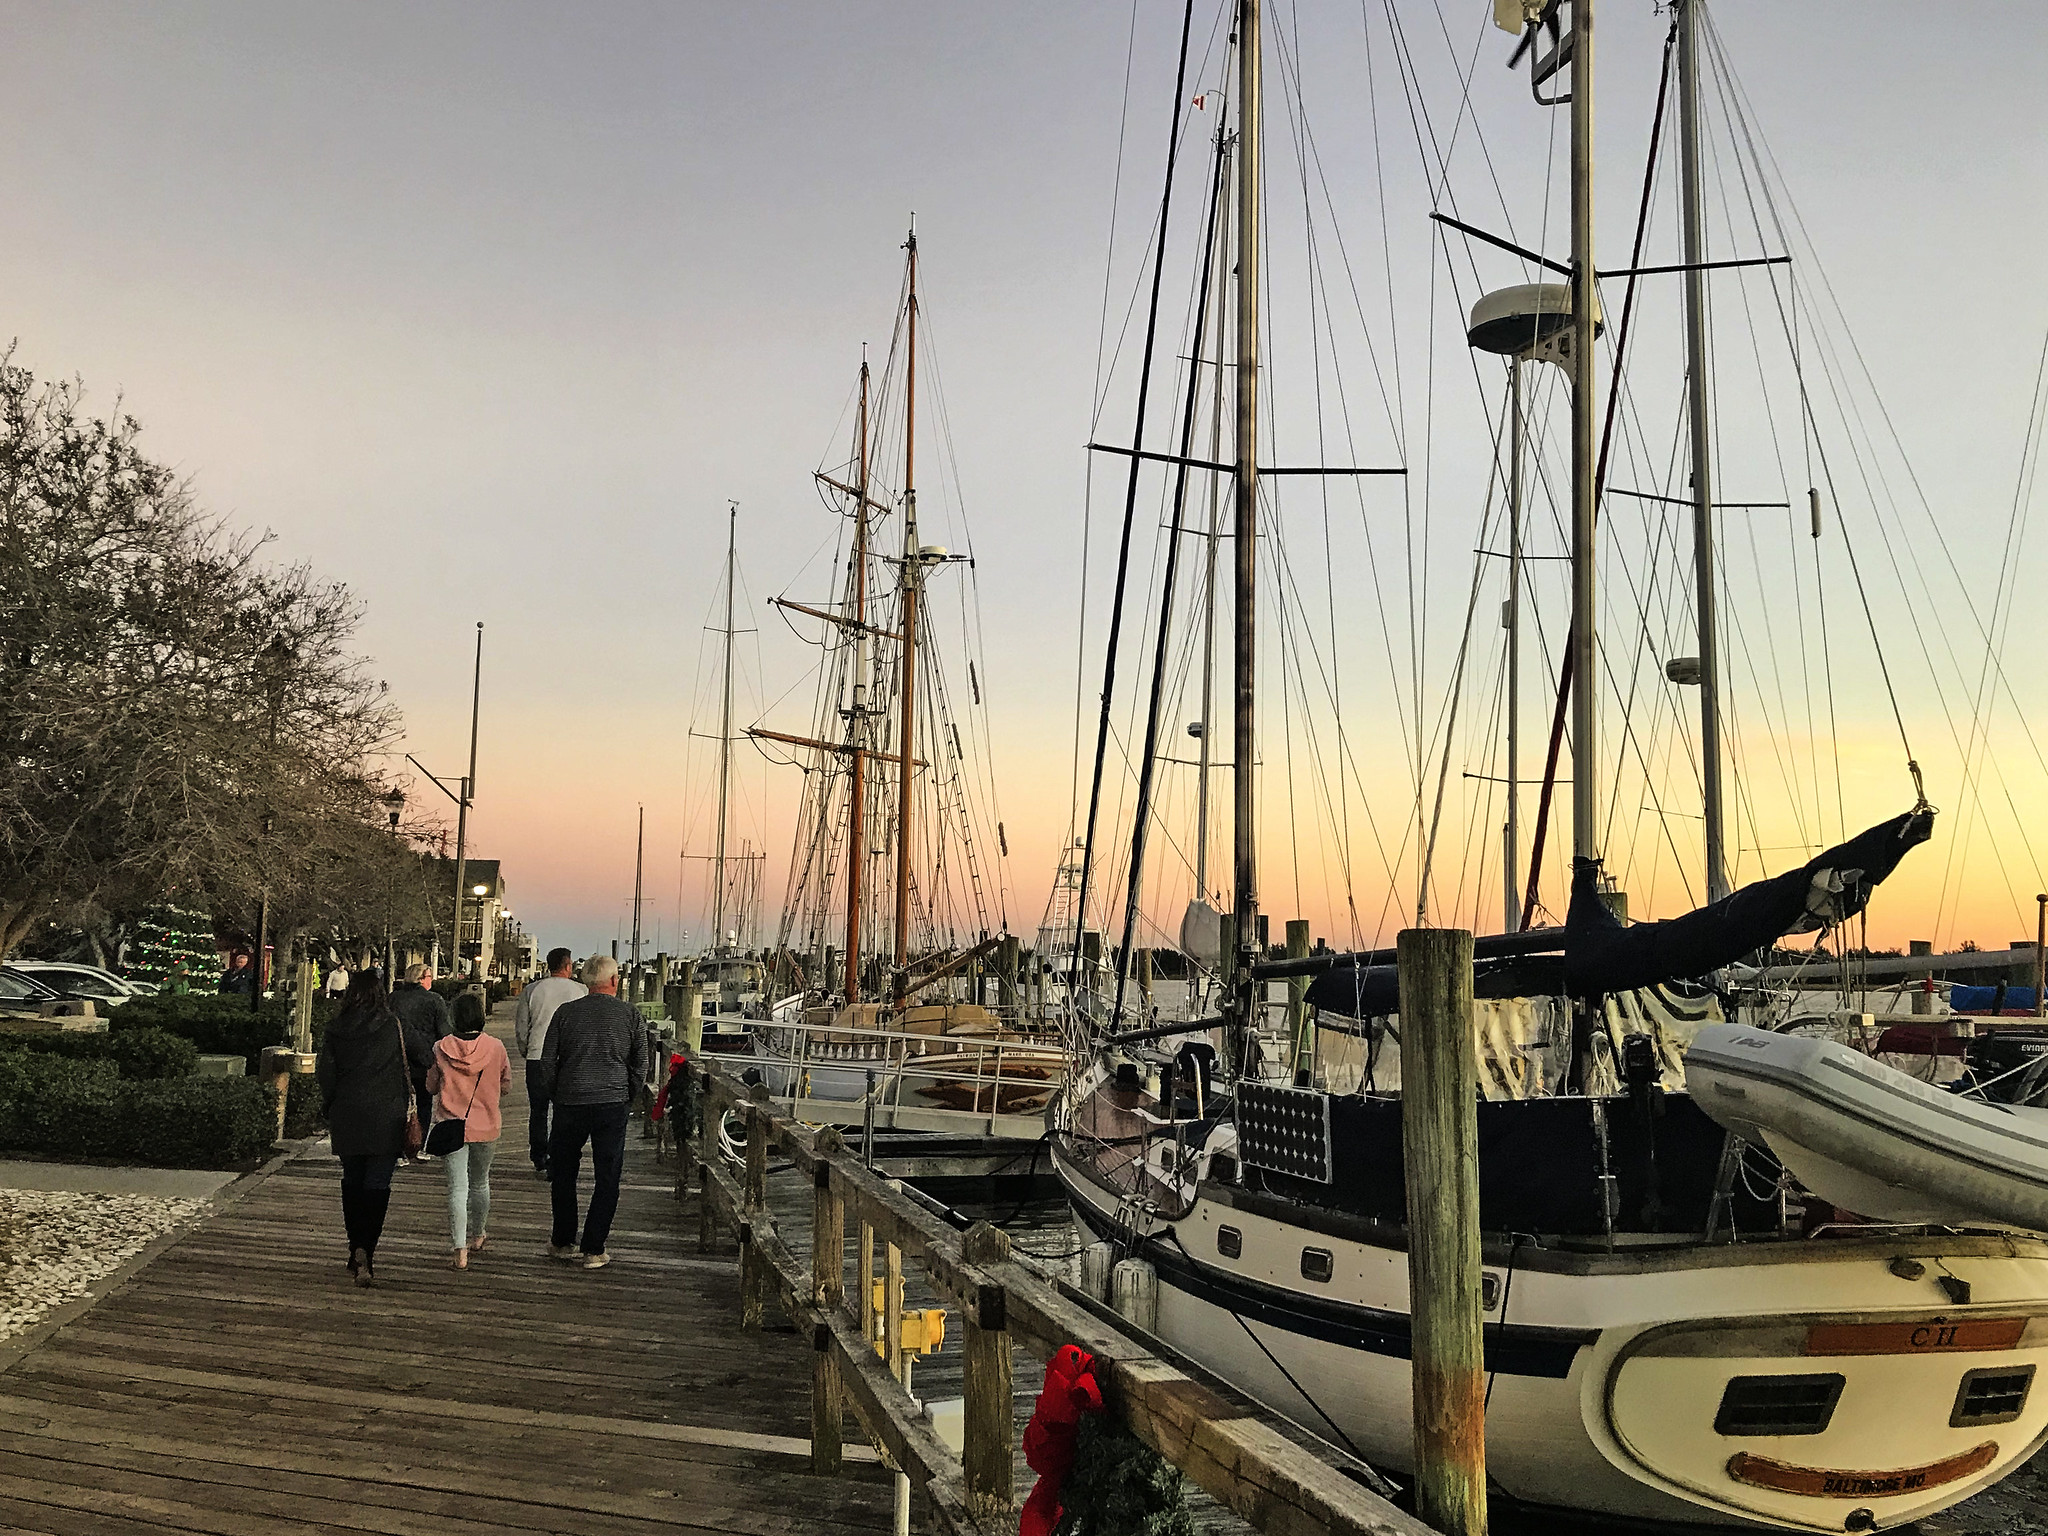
[0,1186,203,1341]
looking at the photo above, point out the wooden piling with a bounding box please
[999,934,1020,1013]
[960,1221,1013,1518]
[742,1082,770,1330]
[1285,919,1311,1082]
[812,1127,846,1473]
[1397,926,1486,1536]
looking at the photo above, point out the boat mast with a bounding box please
[714,502,738,948]
[1196,107,1231,905]
[1231,0,1262,1016]
[1677,0,1728,903]
[845,359,872,1004]
[631,804,645,986]
[1504,358,1524,932]
[1568,0,1600,871]
[893,230,920,988]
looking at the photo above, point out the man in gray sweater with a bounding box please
[538,954,648,1268]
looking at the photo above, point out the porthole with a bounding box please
[1300,1247,1334,1283]
[1217,1225,1242,1259]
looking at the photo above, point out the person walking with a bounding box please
[426,992,512,1270]
[315,971,414,1285]
[512,948,584,1181]
[539,955,647,1269]
[390,962,452,1147]
[326,964,351,999]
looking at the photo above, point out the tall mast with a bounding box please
[1568,0,1600,869]
[1504,359,1524,932]
[1196,108,1231,903]
[1231,0,1262,997]
[631,804,645,986]
[1677,0,1728,903]
[846,359,872,1004]
[893,230,920,983]
[714,503,737,946]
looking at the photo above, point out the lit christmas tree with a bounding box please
[127,904,221,993]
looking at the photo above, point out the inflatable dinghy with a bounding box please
[1687,1022,2048,1232]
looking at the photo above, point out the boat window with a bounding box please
[1713,1374,1844,1437]
[1300,1248,1334,1284]
[1216,1226,1242,1260]
[1953,1365,2035,1428]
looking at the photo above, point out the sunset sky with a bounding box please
[4,2,2044,962]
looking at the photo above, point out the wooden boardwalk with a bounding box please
[0,1021,896,1536]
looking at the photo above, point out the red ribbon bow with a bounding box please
[1020,1343,1104,1536]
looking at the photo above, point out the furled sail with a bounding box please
[1563,807,1935,996]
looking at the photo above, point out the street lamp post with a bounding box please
[406,622,483,978]
[381,788,406,984]
[251,633,295,1013]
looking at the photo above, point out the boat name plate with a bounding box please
[1805,1317,2026,1357]
[1725,1441,1997,1499]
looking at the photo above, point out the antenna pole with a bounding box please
[893,231,920,988]
[847,360,872,1005]
[714,504,737,946]
[1678,0,1728,903]
[1504,358,1523,933]
[1568,0,1599,870]
[1232,0,1262,1019]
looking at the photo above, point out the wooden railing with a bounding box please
[680,1055,1433,1536]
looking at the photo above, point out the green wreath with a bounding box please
[1054,1414,1194,1536]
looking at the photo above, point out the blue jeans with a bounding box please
[549,1101,628,1254]
[442,1139,496,1249]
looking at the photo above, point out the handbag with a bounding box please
[396,1019,424,1157]
[423,1058,487,1157]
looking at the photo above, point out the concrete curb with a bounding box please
[0,1138,318,1377]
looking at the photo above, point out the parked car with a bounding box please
[0,966,64,1007]
[6,961,153,1006]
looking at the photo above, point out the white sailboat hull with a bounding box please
[1055,1132,2048,1530]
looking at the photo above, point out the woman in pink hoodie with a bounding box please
[426,992,514,1269]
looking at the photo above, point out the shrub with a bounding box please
[284,1073,326,1139]
[114,994,290,1067]
[0,1026,197,1079]
[111,1027,201,1080]
[111,993,336,1070]
[0,1050,276,1167]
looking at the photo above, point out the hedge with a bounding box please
[112,993,335,1071]
[0,1051,276,1167]
[0,1026,199,1080]
[284,1073,327,1139]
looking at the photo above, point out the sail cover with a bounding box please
[1564,807,1935,996]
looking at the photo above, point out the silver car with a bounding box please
[8,960,156,1006]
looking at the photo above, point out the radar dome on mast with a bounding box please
[1467,282,1602,366]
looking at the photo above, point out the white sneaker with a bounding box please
[547,1244,580,1262]
[580,1252,611,1270]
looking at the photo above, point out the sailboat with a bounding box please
[1052,2,2048,1529]
[744,230,1064,1137]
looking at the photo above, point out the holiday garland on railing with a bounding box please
[127,904,219,992]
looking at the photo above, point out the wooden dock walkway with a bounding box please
[0,1024,895,1536]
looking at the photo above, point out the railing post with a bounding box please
[811,1126,846,1474]
[741,1081,770,1331]
[961,1221,1014,1520]
[1398,926,1486,1536]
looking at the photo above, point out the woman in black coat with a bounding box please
[315,970,413,1284]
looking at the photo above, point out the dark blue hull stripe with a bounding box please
[1066,1183,1591,1380]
